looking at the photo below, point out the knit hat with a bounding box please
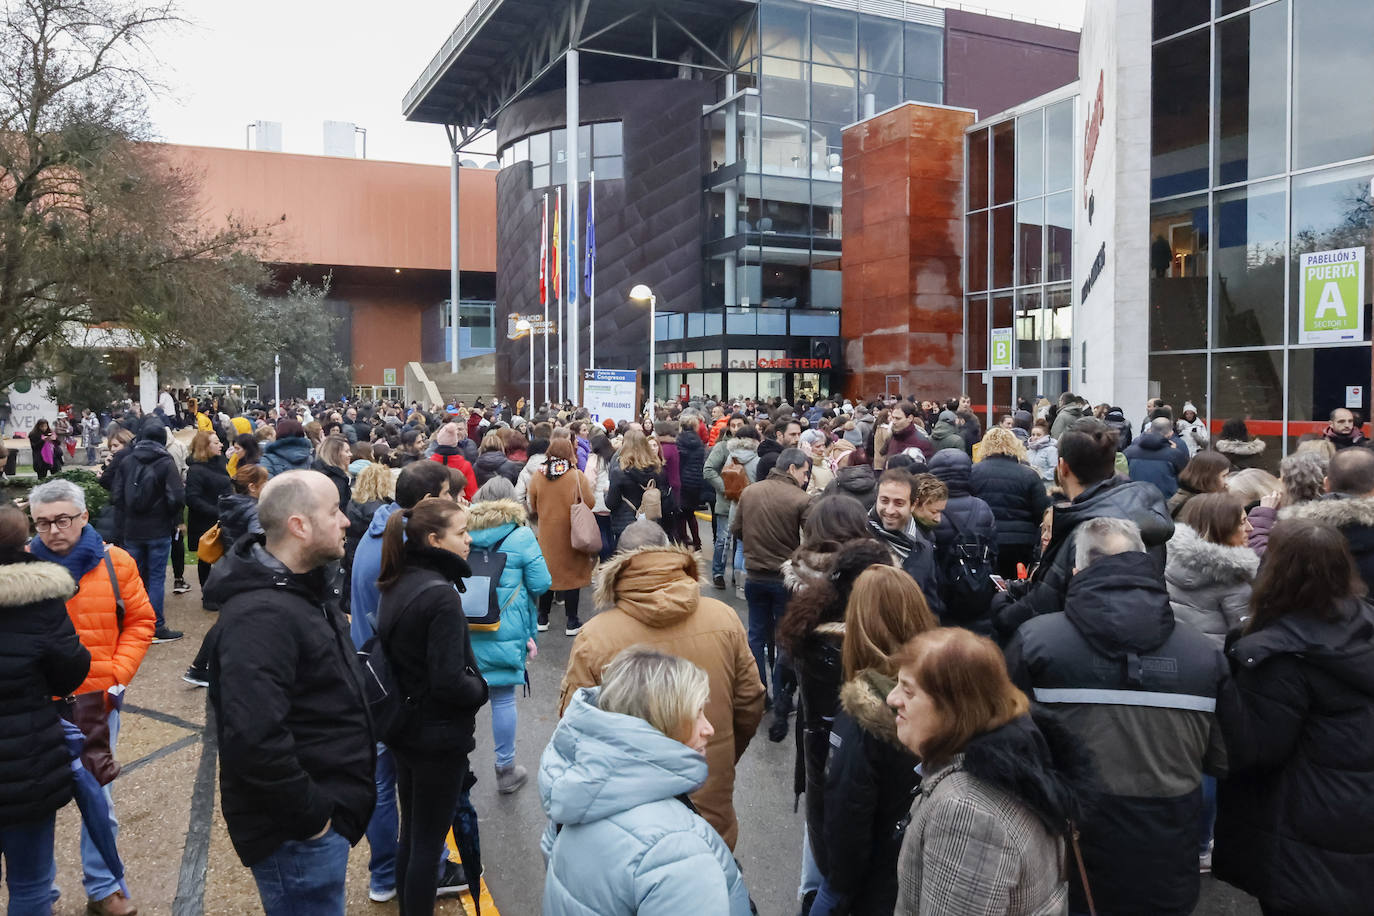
[138,422,167,445]
[1182,402,1198,417]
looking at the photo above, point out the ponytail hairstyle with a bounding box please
[377,496,467,591]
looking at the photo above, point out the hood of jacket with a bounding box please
[782,546,835,592]
[839,670,902,749]
[726,438,759,462]
[1229,600,1374,698]
[1215,437,1266,457]
[475,451,509,472]
[928,448,972,495]
[930,419,961,441]
[1166,523,1259,587]
[1132,431,1170,452]
[593,544,700,627]
[833,464,876,496]
[0,557,77,607]
[1056,477,1174,548]
[1279,493,1374,529]
[367,499,401,538]
[541,686,706,827]
[954,712,1093,833]
[467,498,528,532]
[130,438,172,467]
[757,438,782,459]
[202,533,330,609]
[262,435,313,466]
[1064,551,1174,658]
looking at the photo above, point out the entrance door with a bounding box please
[885,375,902,399]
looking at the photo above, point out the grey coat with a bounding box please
[702,437,759,517]
[1164,524,1258,646]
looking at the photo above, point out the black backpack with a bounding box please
[461,531,513,632]
[358,630,418,746]
[939,510,997,624]
[122,458,164,514]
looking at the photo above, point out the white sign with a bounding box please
[4,379,58,437]
[306,388,325,402]
[1299,247,1365,344]
[581,369,637,426]
[1347,386,1364,409]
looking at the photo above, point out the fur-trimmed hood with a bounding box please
[1166,522,1260,586]
[593,544,702,627]
[839,670,901,749]
[466,498,528,531]
[1215,437,1266,457]
[783,546,835,592]
[1280,493,1374,529]
[0,558,78,607]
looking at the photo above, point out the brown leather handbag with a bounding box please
[56,552,125,785]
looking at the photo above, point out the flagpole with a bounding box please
[541,193,549,407]
[556,187,564,405]
[588,170,596,371]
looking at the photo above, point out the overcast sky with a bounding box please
[144,0,1085,166]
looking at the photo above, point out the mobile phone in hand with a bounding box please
[990,575,1008,592]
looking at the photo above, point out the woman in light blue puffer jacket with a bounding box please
[539,650,753,916]
[466,481,552,794]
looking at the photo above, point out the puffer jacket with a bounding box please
[312,460,351,511]
[676,428,707,511]
[1164,523,1258,645]
[466,499,552,688]
[823,464,878,511]
[607,461,670,538]
[218,493,262,548]
[928,419,966,452]
[540,687,753,916]
[27,525,155,695]
[473,450,513,487]
[259,435,313,477]
[430,446,479,500]
[0,557,90,827]
[703,437,759,517]
[822,670,920,916]
[185,454,231,545]
[1050,402,1087,438]
[1214,437,1268,473]
[993,476,1174,643]
[929,450,1000,621]
[1216,600,1374,916]
[1006,552,1231,915]
[1027,436,1058,486]
[895,714,1089,916]
[559,545,765,849]
[1279,494,1374,592]
[970,453,1051,548]
[1125,432,1188,499]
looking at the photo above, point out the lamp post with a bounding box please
[629,284,655,417]
[516,319,534,417]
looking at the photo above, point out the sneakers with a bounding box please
[1199,841,1213,873]
[182,665,209,688]
[496,763,528,794]
[537,612,550,632]
[172,578,191,594]
[436,859,469,896]
[712,575,726,589]
[86,891,138,916]
[152,626,183,643]
[368,887,397,903]
[565,617,583,636]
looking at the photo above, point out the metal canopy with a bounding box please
[404,0,756,132]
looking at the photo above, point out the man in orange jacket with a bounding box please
[28,479,155,916]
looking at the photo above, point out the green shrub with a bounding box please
[53,468,108,518]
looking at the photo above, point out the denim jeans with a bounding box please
[798,822,822,897]
[490,685,518,769]
[1200,774,1216,854]
[711,514,729,578]
[809,879,845,916]
[744,579,791,700]
[125,537,172,628]
[2,814,57,916]
[365,742,399,895]
[249,829,350,916]
[80,707,122,899]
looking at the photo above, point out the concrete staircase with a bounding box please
[420,355,497,405]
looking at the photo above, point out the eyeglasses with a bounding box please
[34,514,79,532]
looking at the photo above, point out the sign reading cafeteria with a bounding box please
[1299,247,1365,344]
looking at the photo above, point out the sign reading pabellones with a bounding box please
[1299,247,1365,344]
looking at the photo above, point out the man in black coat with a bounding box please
[755,417,800,481]
[1125,417,1189,499]
[1278,446,1374,590]
[868,469,946,620]
[206,470,374,912]
[993,417,1174,643]
[1006,516,1232,916]
[110,422,185,642]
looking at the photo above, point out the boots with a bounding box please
[496,763,528,794]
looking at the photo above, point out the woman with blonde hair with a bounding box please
[345,462,395,604]
[312,433,353,510]
[607,427,669,544]
[1225,467,1282,507]
[970,426,1051,579]
[541,648,751,915]
[811,566,939,916]
[888,628,1088,916]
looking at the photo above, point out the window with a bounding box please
[1212,349,1284,430]
[762,57,810,120]
[1044,99,1074,193]
[1289,345,1373,426]
[1212,180,1286,348]
[1215,2,1287,184]
[1152,0,1208,41]
[1293,0,1374,169]
[1289,161,1374,344]
[860,71,900,116]
[967,212,989,293]
[1148,353,1207,420]
[1045,192,1073,283]
[811,65,857,125]
[761,0,808,59]
[1149,195,1210,351]
[1016,110,1044,199]
[1045,285,1073,368]
[903,23,943,82]
[1151,30,1210,198]
[992,120,1015,205]
[1016,198,1043,286]
[966,295,989,371]
[968,128,989,210]
[859,15,902,74]
[811,8,857,69]
[459,303,494,349]
[1015,288,1043,369]
[507,122,624,189]
[992,205,1015,289]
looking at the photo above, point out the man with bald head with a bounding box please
[1280,445,1374,589]
[205,470,374,915]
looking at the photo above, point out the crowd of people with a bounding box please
[2,385,1373,916]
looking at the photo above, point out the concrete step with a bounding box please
[421,357,496,405]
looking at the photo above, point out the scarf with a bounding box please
[28,523,107,583]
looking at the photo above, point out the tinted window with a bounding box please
[1215,2,1287,184]
[1293,0,1374,169]
[1152,31,1210,198]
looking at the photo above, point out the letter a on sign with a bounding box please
[1300,247,1365,344]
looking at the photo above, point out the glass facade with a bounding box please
[497,121,624,186]
[679,0,946,401]
[1149,0,1374,468]
[964,95,1076,421]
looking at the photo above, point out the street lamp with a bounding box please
[629,284,655,416]
[516,319,534,417]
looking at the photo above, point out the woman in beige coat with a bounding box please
[528,437,596,635]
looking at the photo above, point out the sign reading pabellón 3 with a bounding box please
[1299,247,1365,344]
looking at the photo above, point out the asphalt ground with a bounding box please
[5,520,1261,916]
